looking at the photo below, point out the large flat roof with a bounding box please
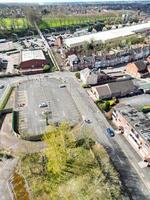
[64,21,150,48]
[21,50,46,62]
[115,104,150,146]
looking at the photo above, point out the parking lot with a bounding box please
[16,77,81,140]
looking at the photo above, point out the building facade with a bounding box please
[112,104,150,165]
[20,50,48,70]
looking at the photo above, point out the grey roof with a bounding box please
[115,104,150,146]
[95,85,111,97]
[109,80,135,95]
[134,60,147,72]
[94,79,135,98]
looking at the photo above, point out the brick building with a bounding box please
[126,60,150,78]
[20,50,48,70]
[112,104,150,165]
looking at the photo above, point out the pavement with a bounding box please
[0,157,17,200]
[0,114,46,154]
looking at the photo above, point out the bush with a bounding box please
[102,101,110,112]
[43,65,50,73]
[81,84,91,88]
[75,72,80,79]
[142,106,150,113]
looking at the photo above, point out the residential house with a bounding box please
[126,60,150,78]
[80,68,111,85]
[66,55,94,71]
[91,79,136,100]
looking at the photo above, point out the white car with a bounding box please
[39,102,48,108]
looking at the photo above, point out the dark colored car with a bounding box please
[106,128,115,137]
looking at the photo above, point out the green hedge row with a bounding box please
[0,86,14,111]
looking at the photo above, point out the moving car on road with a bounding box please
[39,102,48,108]
[106,128,115,137]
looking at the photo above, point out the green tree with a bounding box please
[43,122,73,175]
[43,65,50,73]
[103,101,110,112]
[75,72,80,79]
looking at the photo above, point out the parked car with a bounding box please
[39,102,48,108]
[84,119,91,124]
[0,84,4,89]
[59,84,66,88]
[106,128,115,137]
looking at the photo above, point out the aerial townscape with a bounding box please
[0,0,150,200]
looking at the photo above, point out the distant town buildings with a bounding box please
[112,104,150,165]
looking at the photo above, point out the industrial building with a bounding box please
[20,50,48,70]
[64,21,150,49]
[112,104,150,165]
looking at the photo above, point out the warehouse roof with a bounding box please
[64,21,150,48]
[21,50,46,62]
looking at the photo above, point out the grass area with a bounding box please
[0,14,121,32]
[40,15,121,29]
[19,123,124,200]
[0,18,28,30]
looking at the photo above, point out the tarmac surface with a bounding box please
[16,77,80,139]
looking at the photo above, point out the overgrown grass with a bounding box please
[19,123,124,200]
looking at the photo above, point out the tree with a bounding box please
[103,101,110,112]
[43,122,74,175]
[43,65,50,73]
[75,72,80,79]
[24,7,42,27]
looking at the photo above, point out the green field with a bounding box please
[0,18,28,30]
[40,15,121,29]
[0,15,121,31]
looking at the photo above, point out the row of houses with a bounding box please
[91,79,138,100]
[66,44,150,71]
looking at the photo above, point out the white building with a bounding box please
[64,22,150,49]
[80,68,98,85]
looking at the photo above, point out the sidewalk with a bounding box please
[0,114,46,155]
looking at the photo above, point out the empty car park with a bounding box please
[15,77,81,140]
